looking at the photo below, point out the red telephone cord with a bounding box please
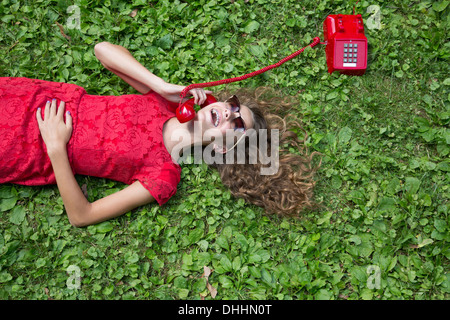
[179,36,322,105]
[353,0,360,15]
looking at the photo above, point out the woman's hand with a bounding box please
[158,82,213,105]
[36,99,73,157]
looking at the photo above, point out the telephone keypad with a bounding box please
[343,42,357,65]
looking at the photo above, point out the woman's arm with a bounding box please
[37,99,154,227]
[94,41,165,95]
[94,41,211,105]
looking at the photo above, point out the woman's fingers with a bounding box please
[199,89,206,105]
[190,89,209,105]
[36,107,43,127]
[191,90,199,105]
[56,100,66,118]
[65,110,73,129]
[40,99,68,120]
[44,100,51,120]
[50,99,58,116]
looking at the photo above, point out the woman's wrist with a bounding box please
[47,145,68,161]
[149,78,167,95]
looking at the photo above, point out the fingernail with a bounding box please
[47,100,50,103]
[67,111,71,115]
[52,98,56,101]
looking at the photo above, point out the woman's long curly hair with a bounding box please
[210,87,321,218]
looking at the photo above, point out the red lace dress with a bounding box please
[0,77,181,205]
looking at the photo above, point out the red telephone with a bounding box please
[176,94,217,123]
[323,14,368,75]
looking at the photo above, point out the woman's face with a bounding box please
[195,96,254,139]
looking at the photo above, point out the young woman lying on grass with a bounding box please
[0,42,319,227]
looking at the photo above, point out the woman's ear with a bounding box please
[213,143,228,154]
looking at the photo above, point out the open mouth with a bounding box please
[211,108,220,127]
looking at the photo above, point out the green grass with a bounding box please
[0,0,449,300]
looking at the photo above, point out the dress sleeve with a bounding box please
[134,162,181,206]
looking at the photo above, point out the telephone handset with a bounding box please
[323,14,368,75]
[176,94,217,123]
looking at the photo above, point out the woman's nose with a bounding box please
[224,109,240,120]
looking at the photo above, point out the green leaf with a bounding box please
[0,272,13,283]
[405,177,421,194]
[192,278,206,293]
[326,91,339,101]
[178,288,190,299]
[9,206,26,225]
[234,234,248,251]
[260,268,274,287]
[173,276,188,289]
[286,18,296,27]
[188,228,204,245]
[1,15,15,23]
[434,219,447,233]
[317,211,333,225]
[223,63,234,73]
[386,177,401,195]
[414,117,431,132]
[248,45,264,57]
[244,21,260,34]
[218,275,234,288]
[338,127,352,145]
[220,256,232,272]
[444,129,450,144]
[248,253,261,264]
[216,235,229,251]
[418,238,433,248]
[96,221,113,233]
[433,1,449,12]
[232,256,242,271]
[182,253,193,266]
[378,197,396,211]
[348,235,361,245]
[0,197,18,212]
[360,289,373,300]
[125,251,139,264]
[331,175,342,189]
[156,34,173,50]
[152,258,164,270]
[197,240,209,251]
[35,258,46,268]
[315,289,332,300]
